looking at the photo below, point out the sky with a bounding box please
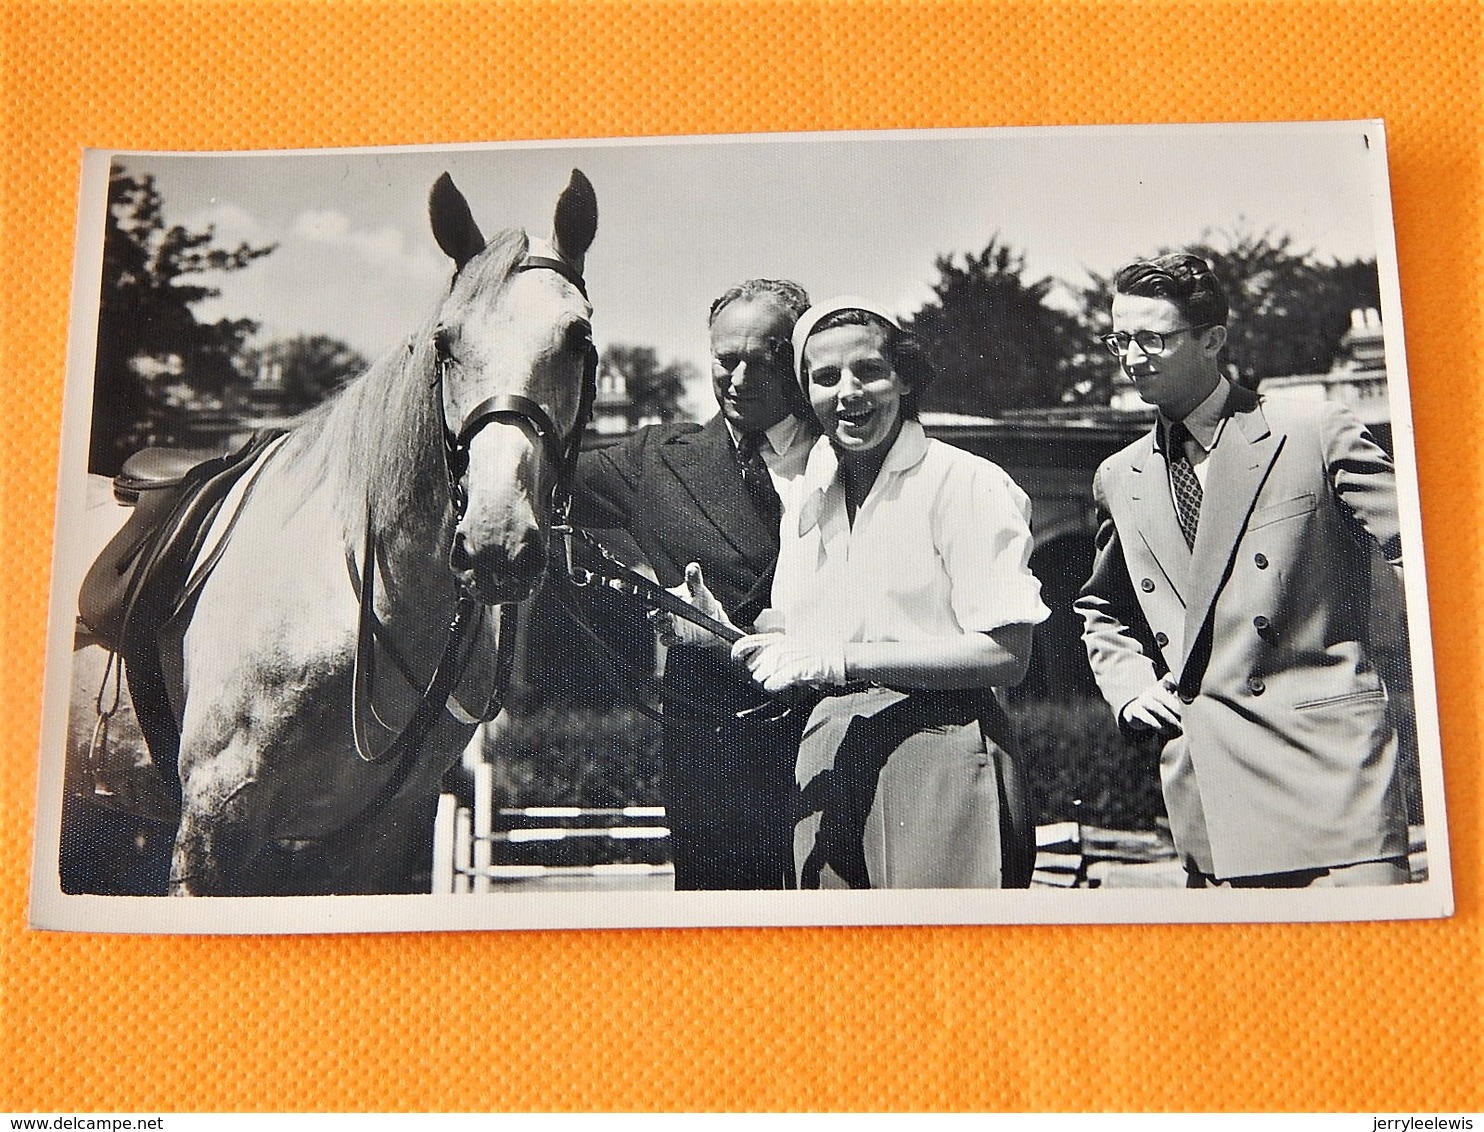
[108,122,1391,418]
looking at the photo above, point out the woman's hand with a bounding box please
[648,562,738,649]
[732,630,845,693]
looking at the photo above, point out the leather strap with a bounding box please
[349,519,496,767]
[517,254,587,298]
[342,252,595,796]
[551,526,875,717]
[449,393,565,478]
[546,572,797,726]
[559,524,744,645]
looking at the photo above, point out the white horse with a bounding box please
[159,171,597,895]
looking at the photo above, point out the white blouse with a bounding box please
[771,420,1049,646]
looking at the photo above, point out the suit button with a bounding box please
[1178,690,1195,704]
[1253,615,1271,634]
[1155,632,1169,647]
[1254,553,1269,569]
[1141,577,1156,592]
[1248,677,1266,695]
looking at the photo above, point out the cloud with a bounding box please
[191,204,454,359]
[291,208,352,242]
[289,209,444,283]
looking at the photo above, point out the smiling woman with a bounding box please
[802,317,910,471]
[727,296,1051,890]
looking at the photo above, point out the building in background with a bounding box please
[589,354,668,437]
[1258,307,1390,436]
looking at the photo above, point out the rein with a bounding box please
[548,525,870,724]
[348,252,597,771]
[555,524,744,645]
[348,519,503,768]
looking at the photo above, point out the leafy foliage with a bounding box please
[478,692,1170,832]
[483,704,662,811]
[1194,227,1381,386]
[90,169,275,474]
[1014,695,1166,831]
[901,237,1087,415]
[242,334,369,415]
[598,344,694,424]
[1078,224,1383,391]
[903,225,1384,416]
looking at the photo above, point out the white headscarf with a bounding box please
[790,296,902,397]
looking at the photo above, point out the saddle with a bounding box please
[79,431,286,787]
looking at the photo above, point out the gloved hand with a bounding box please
[732,629,846,693]
[648,562,738,650]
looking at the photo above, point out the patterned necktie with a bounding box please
[1167,420,1203,550]
[736,430,782,528]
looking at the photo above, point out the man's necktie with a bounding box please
[1167,420,1203,550]
[736,431,782,528]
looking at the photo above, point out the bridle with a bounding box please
[349,252,597,781]
[436,254,596,538]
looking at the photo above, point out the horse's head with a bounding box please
[427,171,598,605]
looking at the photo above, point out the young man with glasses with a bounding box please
[1075,253,1411,888]
[571,279,815,890]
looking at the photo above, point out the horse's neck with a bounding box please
[304,338,449,550]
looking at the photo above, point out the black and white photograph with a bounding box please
[29,121,1452,932]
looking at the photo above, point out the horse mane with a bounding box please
[278,226,531,542]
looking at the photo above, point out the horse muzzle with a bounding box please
[450,525,548,605]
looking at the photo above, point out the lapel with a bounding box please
[1178,386,1283,674]
[657,414,777,573]
[734,559,776,623]
[1122,429,1192,602]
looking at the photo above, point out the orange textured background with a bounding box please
[1,0,1480,1113]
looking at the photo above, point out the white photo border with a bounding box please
[30,121,1454,933]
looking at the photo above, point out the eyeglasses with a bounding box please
[1100,324,1214,357]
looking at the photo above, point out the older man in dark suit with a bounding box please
[572,279,814,889]
[1075,253,1410,888]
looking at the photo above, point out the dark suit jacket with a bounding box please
[573,414,778,640]
[1075,385,1408,879]
[572,414,801,888]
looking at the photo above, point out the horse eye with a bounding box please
[433,326,453,358]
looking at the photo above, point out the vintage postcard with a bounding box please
[30,122,1452,933]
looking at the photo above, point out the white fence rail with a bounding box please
[432,728,1428,894]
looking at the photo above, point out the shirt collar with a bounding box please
[878,418,929,474]
[1161,377,1232,453]
[724,413,804,457]
[797,419,929,534]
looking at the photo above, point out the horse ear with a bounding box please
[552,169,597,275]
[429,173,486,270]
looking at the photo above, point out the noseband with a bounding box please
[436,254,597,529]
[349,253,596,771]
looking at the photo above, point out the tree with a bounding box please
[90,169,275,474]
[900,237,1086,415]
[598,344,692,424]
[1187,227,1381,386]
[1078,225,1383,392]
[243,334,369,415]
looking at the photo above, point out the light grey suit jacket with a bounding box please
[1075,384,1408,878]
